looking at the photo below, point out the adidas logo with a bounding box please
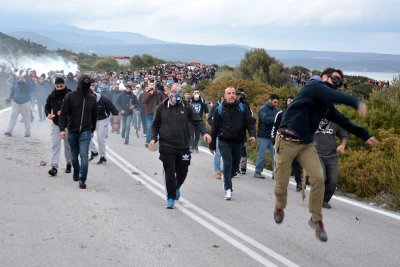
[182,154,190,161]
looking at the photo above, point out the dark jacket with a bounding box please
[151,99,209,149]
[209,100,256,150]
[59,88,97,134]
[116,91,138,116]
[189,96,209,121]
[280,79,370,144]
[141,90,164,115]
[257,101,279,139]
[93,92,119,120]
[44,87,72,126]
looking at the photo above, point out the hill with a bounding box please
[2,24,400,71]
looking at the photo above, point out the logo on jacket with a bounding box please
[182,154,190,161]
[316,118,333,134]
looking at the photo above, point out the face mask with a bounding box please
[193,93,200,100]
[170,91,182,105]
[329,75,343,88]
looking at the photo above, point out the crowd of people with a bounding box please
[3,64,380,242]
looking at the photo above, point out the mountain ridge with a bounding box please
[1,24,400,72]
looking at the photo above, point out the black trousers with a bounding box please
[159,145,191,199]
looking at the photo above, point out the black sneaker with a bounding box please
[296,182,302,191]
[48,167,57,176]
[97,157,107,165]
[65,164,72,173]
[89,151,98,161]
[322,202,332,209]
[73,171,79,181]
[4,132,12,137]
[253,173,265,179]
[79,180,87,189]
[240,168,246,174]
[308,218,328,242]
[274,207,284,224]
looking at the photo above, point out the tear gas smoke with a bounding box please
[0,54,78,76]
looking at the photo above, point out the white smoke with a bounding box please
[0,54,78,76]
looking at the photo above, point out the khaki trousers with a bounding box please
[274,135,325,221]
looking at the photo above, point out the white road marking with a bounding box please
[0,107,11,114]
[198,146,400,221]
[106,146,299,267]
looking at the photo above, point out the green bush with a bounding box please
[338,129,400,210]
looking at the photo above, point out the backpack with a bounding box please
[217,101,245,115]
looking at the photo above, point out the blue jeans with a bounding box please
[255,137,275,174]
[145,114,153,144]
[219,140,241,191]
[68,130,92,181]
[214,138,222,173]
[121,114,133,142]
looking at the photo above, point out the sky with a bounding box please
[0,0,400,55]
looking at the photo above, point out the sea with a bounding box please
[345,71,400,82]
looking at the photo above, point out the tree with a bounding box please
[91,57,119,72]
[130,54,166,70]
[237,48,289,86]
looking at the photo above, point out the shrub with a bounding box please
[338,129,400,210]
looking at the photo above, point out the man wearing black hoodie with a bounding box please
[45,77,72,176]
[59,75,97,189]
[149,83,211,209]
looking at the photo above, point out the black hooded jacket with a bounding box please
[59,75,97,134]
[44,87,72,126]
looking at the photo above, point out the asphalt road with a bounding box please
[1,107,399,267]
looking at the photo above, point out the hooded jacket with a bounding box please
[59,75,97,134]
[44,87,72,126]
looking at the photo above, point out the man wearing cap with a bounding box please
[45,77,72,176]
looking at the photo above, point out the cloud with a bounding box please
[1,0,400,54]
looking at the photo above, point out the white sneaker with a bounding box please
[224,189,232,200]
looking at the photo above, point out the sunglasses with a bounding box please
[329,75,343,87]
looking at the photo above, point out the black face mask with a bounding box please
[329,75,343,88]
